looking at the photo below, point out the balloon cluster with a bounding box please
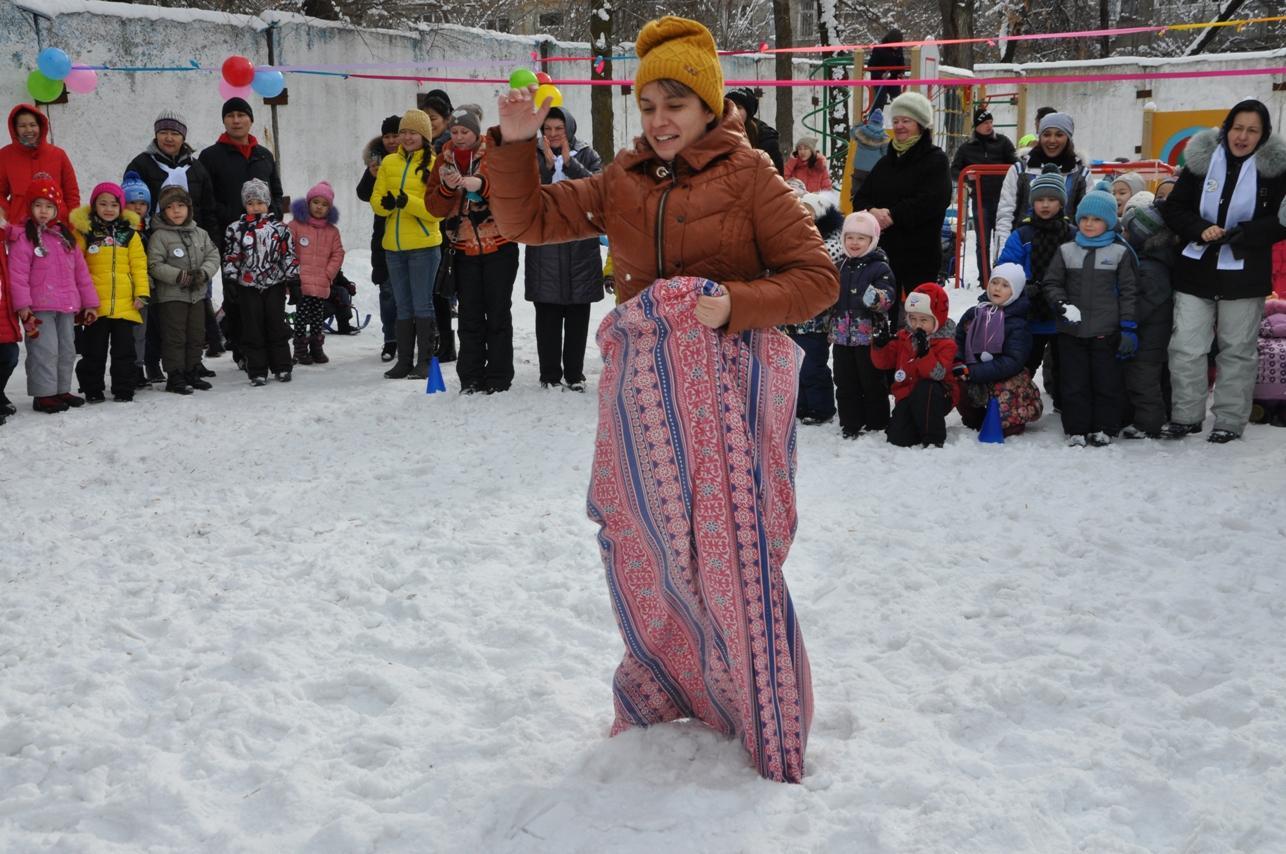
[220,55,285,100]
[509,68,563,109]
[28,48,98,102]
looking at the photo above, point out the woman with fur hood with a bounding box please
[287,181,345,365]
[1159,99,1286,442]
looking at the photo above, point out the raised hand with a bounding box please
[497,84,553,143]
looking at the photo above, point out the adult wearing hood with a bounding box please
[852,91,951,302]
[488,16,833,785]
[726,88,784,173]
[993,111,1091,252]
[357,114,403,362]
[1159,99,1286,442]
[523,106,604,391]
[124,110,218,238]
[951,107,1017,284]
[0,104,80,224]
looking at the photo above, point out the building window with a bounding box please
[539,11,564,28]
[797,8,816,39]
[488,16,511,32]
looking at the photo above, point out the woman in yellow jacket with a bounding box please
[70,182,150,402]
[371,109,444,380]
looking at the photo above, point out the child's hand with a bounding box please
[911,329,930,357]
[133,298,144,310]
[460,176,483,193]
[951,363,968,378]
[870,315,892,348]
[442,169,462,190]
[82,309,98,325]
[861,286,882,309]
[17,308,32,322]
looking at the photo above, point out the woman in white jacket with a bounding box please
[992,112,1091,256]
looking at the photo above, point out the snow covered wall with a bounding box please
[0,0,817,250]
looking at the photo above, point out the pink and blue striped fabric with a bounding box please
[588,277,814,784]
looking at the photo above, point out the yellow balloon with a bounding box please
[534,84,563,109]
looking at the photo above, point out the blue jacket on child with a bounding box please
[954,290,1034,385]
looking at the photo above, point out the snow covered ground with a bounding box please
[1,249,1284,853]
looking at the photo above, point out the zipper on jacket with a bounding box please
[396,155,413,251]
[654,166,677,278]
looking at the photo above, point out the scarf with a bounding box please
[1028,215,1067,282]
[150,155,191,191]
[218,132,258,160]
[551,154,566,183]
[89,214,135,248]
[964,303,1006,363]
[1182,142,1257,271]
[891,134,921,155]
[590,276,813,784]
[1075,230,1117,249]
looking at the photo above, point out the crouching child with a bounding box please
[870,282,959,447]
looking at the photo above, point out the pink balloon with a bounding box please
[64,68,98,94]
[218,79,253,100]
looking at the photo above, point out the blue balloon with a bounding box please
[37,47,72,81]
[251,69,285,98]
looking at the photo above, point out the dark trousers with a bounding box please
[1122,305,1173,434]
[833,343,888,432]
[1026,333,1061,406]
[787,331,835,420]
[204,298,223,352]
[0,342,18,403]
[973,197,997,286]
[76,317,138,397]
[1058,334,1124,436]
[456,243,519,391]
[238,283,293,378]
[535,302,591,385]
[434,293,455,357]
[144,301,163,365]
[379,281,396,344]
[886,380,951,447]
[158,301,207,375]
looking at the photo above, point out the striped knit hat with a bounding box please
[1029,164,1067,207]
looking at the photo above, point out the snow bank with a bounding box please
[0,250,1283,852]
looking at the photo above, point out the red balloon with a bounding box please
[534,71,553,85]
[222,55,255,88]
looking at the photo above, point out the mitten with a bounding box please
[379,192,397,210]
[951,363,969,379]
[870,315,892,348]
[979,351,994,362]
[21,314,42,340]
[1058,302,1083,324]
[861,286,883,309]
[911,329,930,357]
[394,191,409,209]
[176,270,193,288]
[191,269,210,289]
[1116,320,1139,360]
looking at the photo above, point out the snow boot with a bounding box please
[33,395,70,414]
[384,319,415,379]
[408,317,437,380]
[187,370,213,391]
[380,341,396,363]
[293,336,313,366]
[166,375,194,395]
[145,361,166,384]
[309,334,329,365]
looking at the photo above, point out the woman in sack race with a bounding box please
[425,104,518,394]
[486,17,836,783]
[1159,99,1286,442]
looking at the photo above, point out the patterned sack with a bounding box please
[992,370,1044,430]
[1255,325,1286,401]
[588,276,814,783]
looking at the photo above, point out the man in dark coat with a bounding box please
[199,97,286,361]
[951,107,1017,285]
[522,107,605,391]
[726,89,784,173]
[868,30,905,114]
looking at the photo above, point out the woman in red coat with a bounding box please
[783,137,832,193]
[0,104,80,225]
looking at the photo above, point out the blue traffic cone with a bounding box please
[979,396,1004,444]
[426,356,447,394]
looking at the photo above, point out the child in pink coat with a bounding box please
[6,174,98,413]
[287,181,344,365]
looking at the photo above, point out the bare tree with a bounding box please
[771,0,794,152]
[589,0,615,163]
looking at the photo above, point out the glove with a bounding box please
[870,315,892,348]
[861,286,883,310]
[1058,302,1083,324]
[1116,321,1139,360]
[394,191,409,209]
[979,351,994,363]
[191,269,210,289]
[602,275,615,294]
[911,328,930,358]
[176,270,193,288]
[951,363,969,379]
[379,192,397,210]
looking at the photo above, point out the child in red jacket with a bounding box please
[870,282,959,447]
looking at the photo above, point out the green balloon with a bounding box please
[509,68,538,90]
[27,69,64,103]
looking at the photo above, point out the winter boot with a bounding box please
[408,317,438,380]
[135,365,151,389]
[166,374,194,395]
[334,308,355,336]
[187,370,213,391]
[293,336,312,366]
[384,319,415,379]
[145,361,166,384]
[33,395,70,414]
[309,334,329,365]
[380,341,397,363]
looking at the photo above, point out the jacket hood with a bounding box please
[1183,127,1286,179]
[363,136,388,166]
[153,209,197,230]
[8,103,48,147]
[290,196,340,225]
[145,139,196,164]
[69,205,141,234]
[615,103,754,175]
[815,205,845,239]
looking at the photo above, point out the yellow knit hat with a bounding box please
[633,16,725,117]
[399,109,434,142]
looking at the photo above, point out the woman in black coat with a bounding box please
[522,108,604,391]
[1159,99,1286,442]
[852,91,951,309]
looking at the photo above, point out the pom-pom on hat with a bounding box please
[841,211,880,256]
[889,91,933,130]
[121,171,151,208]
[853,109,887,147]
[633,17,725,118]
[990,262,1027,305]
[1076,189,1118,229]
[904,282,949,332]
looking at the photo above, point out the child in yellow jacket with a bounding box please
[70,181,150,402]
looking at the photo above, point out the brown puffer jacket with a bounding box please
[486,105,838,333]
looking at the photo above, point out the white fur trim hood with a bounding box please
[1183,127,1286,179]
